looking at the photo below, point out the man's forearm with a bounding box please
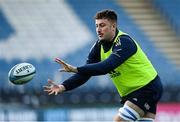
[62,74,91,91]
[77,54,122,76]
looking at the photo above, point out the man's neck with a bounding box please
[110,29,118,42]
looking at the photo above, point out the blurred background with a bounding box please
[0,0,180,121]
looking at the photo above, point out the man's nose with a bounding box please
[97,27,101,33]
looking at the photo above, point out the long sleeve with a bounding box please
[61,41,101,91]
[77,35,137,76]
[62,74,91,91]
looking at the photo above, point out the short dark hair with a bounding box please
[94,9,117,23]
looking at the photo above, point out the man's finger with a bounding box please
[43,85,51,89]
[48,90,55,95]
[55,58,64,63]
[47,79,53,83]
[55,58,66,65]
[44,89,52,92]
[47,79,58,86]
[58,68,66,72]
[55,91,58,95]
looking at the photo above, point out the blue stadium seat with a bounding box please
[152,0,180,34]
[0,9,15,40]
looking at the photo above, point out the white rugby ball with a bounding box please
[8,62,36,85]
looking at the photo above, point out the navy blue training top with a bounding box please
[62,32,137,91]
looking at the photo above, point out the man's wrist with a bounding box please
[59,85,66,92]
[71,66,78,73]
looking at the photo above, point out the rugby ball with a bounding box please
[8,62,36,85]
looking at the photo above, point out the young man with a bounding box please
[44,9,163,121]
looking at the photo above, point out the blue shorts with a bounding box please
[120,75,163,114]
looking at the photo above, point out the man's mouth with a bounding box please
[98,33,103,37]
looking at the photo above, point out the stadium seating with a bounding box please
[0,0,180,106]
[151,0,180,35]
[0,9,15,40]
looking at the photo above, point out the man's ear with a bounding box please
[112,23,117,31]
[113,23,117,28]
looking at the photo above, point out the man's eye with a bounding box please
[100,24,106,27]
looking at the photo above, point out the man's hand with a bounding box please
[55,58,78,73]
[43,79,66,95]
